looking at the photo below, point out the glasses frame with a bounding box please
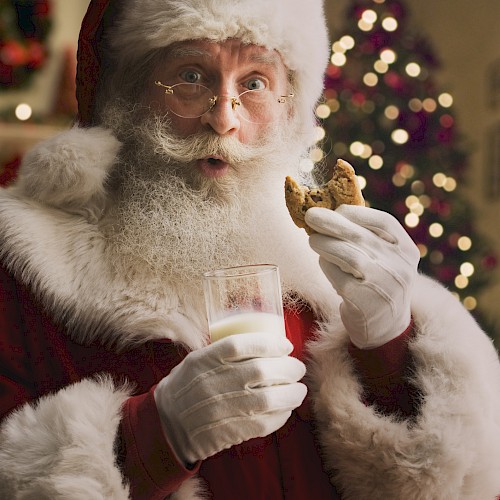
[154,80,294,121]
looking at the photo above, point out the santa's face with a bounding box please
[142,39,291,179]
[101,39,317,305]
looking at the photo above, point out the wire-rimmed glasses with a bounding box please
[154,81,294,124]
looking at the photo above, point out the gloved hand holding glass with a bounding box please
[154,265,305,465]
[154,333,306,465]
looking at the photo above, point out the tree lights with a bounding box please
[316,0,497,322]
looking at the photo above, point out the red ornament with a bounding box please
[435,266,456,283]
[27,40,45,68]
[326,64,342,79]
[440,114,454,128]
[351,92,366,106]
[384,71,403,90]
[34,0,51,16]
[0,41,28,67]
[481,255,498,270]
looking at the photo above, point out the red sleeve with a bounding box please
[348,321,420,419]
[0,264,36,418]
[119,386,200,500]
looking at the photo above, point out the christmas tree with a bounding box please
[317,0,497,333]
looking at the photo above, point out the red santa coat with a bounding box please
[0,262,417,499]
[1,127,500,499]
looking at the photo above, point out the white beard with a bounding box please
[100,106,331,311]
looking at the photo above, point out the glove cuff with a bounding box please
[154,380,199,465]
[345,302,412,350]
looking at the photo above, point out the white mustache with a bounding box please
[146,116,282,166]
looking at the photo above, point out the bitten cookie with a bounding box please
[285,159,365,234]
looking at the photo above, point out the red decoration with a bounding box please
[0,0,53,88]
[481,255,498,270]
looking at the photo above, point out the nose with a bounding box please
[199,94,241,136]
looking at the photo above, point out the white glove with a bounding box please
[154,332,307,465]
[306,205,420,349]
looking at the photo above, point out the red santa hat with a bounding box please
[76,0,111,127]
[77,0,330,139]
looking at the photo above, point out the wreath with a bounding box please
[0,0,52,89]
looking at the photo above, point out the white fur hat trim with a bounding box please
[110,0,330,140]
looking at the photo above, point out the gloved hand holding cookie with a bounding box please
[285,159,420,349]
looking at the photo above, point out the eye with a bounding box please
[245,78,266,91]
[180,70,202,84]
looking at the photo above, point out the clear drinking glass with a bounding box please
[203,264,286,343]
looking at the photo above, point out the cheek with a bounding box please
[143,101,198,137]
[168,115,200,137]
[236,121,267,144]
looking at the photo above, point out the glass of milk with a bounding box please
[203,264,286,342]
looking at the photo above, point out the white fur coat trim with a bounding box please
[0,377,206,500]
[0,186,211,350]
[0,377,131,499]
[2,278,498,499]
[308,274,500,499]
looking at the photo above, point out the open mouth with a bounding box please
[207,157,223,165]
[197,156,230,178]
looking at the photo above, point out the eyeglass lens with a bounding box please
[159,83,289,124]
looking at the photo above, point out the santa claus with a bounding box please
[0,0,499,499]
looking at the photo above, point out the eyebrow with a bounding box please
[166,47,210,60]
[165,46,283,67]
[249,52,283,67]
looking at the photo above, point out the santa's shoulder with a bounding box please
[10,125,121,222]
